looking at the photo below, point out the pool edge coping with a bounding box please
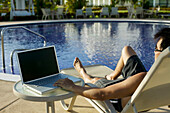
[0,18,170,27]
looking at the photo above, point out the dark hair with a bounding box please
[154,28,170,50]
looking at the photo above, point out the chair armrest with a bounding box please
[85,83,117,113]
[85,83,99,88]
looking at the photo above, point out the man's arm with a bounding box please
[54,72,147,100]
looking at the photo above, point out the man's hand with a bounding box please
[105,71,118,80]
[53,78,75,91]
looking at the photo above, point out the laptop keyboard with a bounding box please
[30,74,80,86]
[32,75,59,86]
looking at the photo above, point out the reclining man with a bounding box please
[54,28,170,112]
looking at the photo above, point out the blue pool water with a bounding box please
[0,21,170,75]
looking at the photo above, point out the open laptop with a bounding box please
[16,46,81,95]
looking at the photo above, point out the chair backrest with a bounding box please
[122,46,170,113]
[136,7,143,14]
[15,0,25,10]
[127,6,135,14]
[86,8,93,14]
[111,7,118,15]
[101,7,109,15]
[41,8,50,15]
[57,8,64,15]
[151,7,155,14]
[65,8,69,14]
[76,9,83,15]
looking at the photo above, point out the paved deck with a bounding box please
[1,64,170,113]
[0,80,170,113]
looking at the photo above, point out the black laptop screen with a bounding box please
[18,46,59,82]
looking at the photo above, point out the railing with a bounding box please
[1,26,47,73]
[10,49,27,74]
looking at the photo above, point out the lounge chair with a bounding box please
[10,0,34,20]
[76,9,85,18]
[56,8,64,19]
[110,7,119,18]
[64,8,69,18]
[122,46,170,113]
[100,7,109,18]
[134,7,143,18]
[41,8,51,20]
[127,6,135,18]
[144,7,155,18]
[61,65,119,113]
[85,7,94,18]
[61,46,170,113]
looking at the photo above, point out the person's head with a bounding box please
[154,28,170,60]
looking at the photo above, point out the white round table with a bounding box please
[13,79,84,113]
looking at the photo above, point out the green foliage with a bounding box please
[34,0,44,16]
[110,0,119,7]
[143,0,150,9]
[65,0,87,14]
[44,2,53,8]
[131,0,138,5]
[0,0,10,9]
[0,0,11,12]
[53,0,60,5]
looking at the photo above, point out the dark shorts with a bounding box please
[121,55,147,79]
[94,55,146,112]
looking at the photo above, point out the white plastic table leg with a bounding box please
[60,95,77,111]
[46,101,55,113]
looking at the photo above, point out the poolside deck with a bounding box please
[0,19,170,113]
[0,80,170,113]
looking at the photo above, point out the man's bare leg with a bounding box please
[106,46,137,80]
[73,57,102,84]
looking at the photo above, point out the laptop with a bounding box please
[16,46,81,95]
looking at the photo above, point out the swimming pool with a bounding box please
[1,20,170,75]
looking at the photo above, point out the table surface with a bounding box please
[13,78,84,102]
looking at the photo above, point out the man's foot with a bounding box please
[73,57,86,76]
[73,57,102,83]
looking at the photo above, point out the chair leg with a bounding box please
[60,95,77,111]
[132,103,138,113]
[42,16,44,20]
[85,98,106,113]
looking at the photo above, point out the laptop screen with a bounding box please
[17,46,59,83]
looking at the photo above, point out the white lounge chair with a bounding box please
[56,8,64,19]
[134,7,143,18]
[41,8,51,20]
[110,7,119,18]
[122,46,170,113]
[10,0,34,20]
[100,7,109,18]
[144,7,155,18]
[85,7,94,18]
[76,9,85,18]
[127,6,135,18]
[64,8,69,18]
[61,46,170,113]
